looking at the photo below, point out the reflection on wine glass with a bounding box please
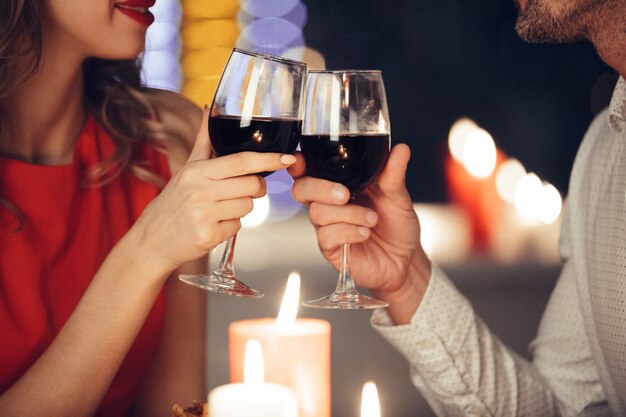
[301,70,391,309]
[179,48,306,298]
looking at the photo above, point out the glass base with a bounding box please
[178,270,263,298]
[303,290,389,310]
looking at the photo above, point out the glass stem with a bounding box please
[335,243,358,297]
[216,234,237,281]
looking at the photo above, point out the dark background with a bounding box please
[301,0,617,202]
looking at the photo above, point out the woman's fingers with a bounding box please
[187,105,211,163]
[216,197,255,221]
[217,219,243,243]
[309,202,378,228]
[207,175,267,201]
[198,152,296,180]
[291,176,350,206]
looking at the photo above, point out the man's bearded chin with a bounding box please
[515,0,586,43]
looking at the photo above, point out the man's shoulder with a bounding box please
[569,108,615,181]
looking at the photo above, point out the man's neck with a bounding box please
[587,2,626,80]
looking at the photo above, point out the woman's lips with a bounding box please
[114,2,155,26]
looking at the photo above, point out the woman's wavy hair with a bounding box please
[1,0,170,230]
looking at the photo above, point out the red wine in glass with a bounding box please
[300,133,390,194]
[210,115,302,177]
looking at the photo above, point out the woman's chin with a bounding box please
[92,43,145,62]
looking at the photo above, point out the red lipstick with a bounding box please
[114,0,156,26]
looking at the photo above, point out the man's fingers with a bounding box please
[200,152,296,180]
[310,202,378,228]
[317,223,371,252]
[187,105,211,163]
[376,143,411,195]
[291,176,350,206]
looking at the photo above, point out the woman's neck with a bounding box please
[3,36,87,165]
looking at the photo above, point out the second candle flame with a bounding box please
[276,272,301,328]
[243,339,264,384]
[361,381,381,417]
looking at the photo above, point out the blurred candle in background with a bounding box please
[209,339,298,417]
[229,273,331,417]
[444,118,505,250]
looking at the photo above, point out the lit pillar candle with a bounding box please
[361,382,381,417]
[229,273,331,417]
[209,339,298,417]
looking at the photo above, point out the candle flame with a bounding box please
[243,339,264,384]
[361,382,381,417]
[276,272,300,327]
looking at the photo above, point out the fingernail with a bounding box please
[203,104,209,110]
[280,154,297,165]
[366,210,378,226]
[357,227,370,237]
[332,185,346,202]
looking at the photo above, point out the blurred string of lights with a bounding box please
[180,0,239,106]
[142,0,326,227]
[141,0,183,91]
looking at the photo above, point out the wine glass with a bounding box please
[301,70,391,309]
[179,48,306,298]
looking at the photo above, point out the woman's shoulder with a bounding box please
[142,88,203,173]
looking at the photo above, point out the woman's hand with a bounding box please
[131,106,296,274]
[289,144,431,323]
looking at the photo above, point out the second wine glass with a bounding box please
[301,70,391,309]
[179,49,306,298]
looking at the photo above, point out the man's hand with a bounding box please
[289,144,432,324]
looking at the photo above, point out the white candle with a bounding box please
[209,339,298,417]
[361,382,381,417]
[229,273,331,417]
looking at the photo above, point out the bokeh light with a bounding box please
[142,0,182,91]
[237,18,305,56]
[240,0,300,19]
[514,173,543,220]
[448,117,479,163]
[496,158,526,204]
[462,128,497,179]
[181,0,239,105]
[538,183,562,224]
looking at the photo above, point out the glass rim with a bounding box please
[232,48,307,67]
[307,69,382,74]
